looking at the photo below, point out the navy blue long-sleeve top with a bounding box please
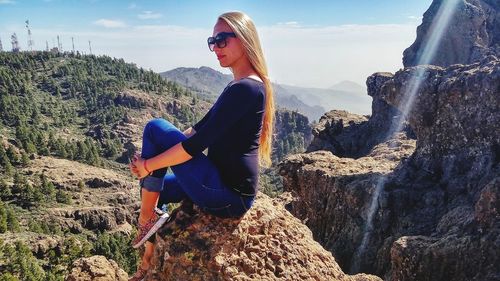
[181,78,265,196]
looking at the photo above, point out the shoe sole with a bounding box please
[133,213,170,249]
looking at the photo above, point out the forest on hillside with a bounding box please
[0,51,312,280]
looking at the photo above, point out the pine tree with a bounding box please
[20,151,29,167]
[6,207,20,232]
[5,146,19,165]
[0,179,11,199]
[0,202,7,233]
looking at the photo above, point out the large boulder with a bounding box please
[66,255,128,281]
[307,72,408,158]
[144,193,382,281]
[403,0,499,67]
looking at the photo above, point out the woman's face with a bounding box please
[212,19,246,68]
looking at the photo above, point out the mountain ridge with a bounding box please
[161,66,373,120]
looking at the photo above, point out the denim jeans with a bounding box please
[139,118,255,218]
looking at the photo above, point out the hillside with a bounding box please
[0,52,312,280]
[161,66,328,122]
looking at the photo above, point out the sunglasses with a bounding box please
[207,32,236,51]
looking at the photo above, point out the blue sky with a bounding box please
[0,0,432,88]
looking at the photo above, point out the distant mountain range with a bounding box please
[160,67,372,122]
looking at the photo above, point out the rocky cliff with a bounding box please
[279,1,499,279]
[306,72,408,158]
[403,0,499,67]
[68,193,382,281]
[280,56,499,280]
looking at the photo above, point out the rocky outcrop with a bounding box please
[403,0,499,67]
[307,72,407,158]
[280,136,416,274]
[280,57,499,280]
[382,57,499,178]
[73,207,132,231]
[143,193,382,281]
[66,255,128,281]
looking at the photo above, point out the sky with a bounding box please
[0,0,433,88]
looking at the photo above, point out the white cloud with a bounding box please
[258,23,419,87]
[93,19,127,28]
[277,21,301,28]
[0,0,16,4]
[408,15,423,21]
[15,21,420,89]
[138,11,163,20]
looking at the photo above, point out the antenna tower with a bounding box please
[57,35,62,52]
[25,20,34,51]
[71,37,75,54]
[11,33,20,52]
[88,40,92,55]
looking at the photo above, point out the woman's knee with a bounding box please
[144,118,170,135]
[143,118,185,144]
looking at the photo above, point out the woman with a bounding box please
[128,11,275,281]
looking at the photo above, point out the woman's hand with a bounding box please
[129,153,150,179]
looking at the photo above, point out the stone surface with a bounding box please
[144,193,382,281]
[280,137,416,275]
[403,0,499,67]
[307,72,411,158]
[279,57,499,280]
[65,255,128,281]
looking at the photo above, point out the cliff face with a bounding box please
[307,73,407,158]
[280,57,499,280]
[403,0,499,67]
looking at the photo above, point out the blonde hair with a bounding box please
[218,11,275,168]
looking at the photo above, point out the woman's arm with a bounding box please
[131,142,193,179]
[130,127,196,178]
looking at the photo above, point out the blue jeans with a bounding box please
[139,118,255,218]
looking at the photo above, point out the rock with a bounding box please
[306,110,368,156]
[31,235,62,258]
[73,207,132,231]
[279,57,499,280]
[66,255,128,281]
[390,234,500,281]
[85,178,113,188]
[381,57,499,186]
[403,0,499,67]
[279,138,415,274]
[307,72,412,158]
[144,193,382,281]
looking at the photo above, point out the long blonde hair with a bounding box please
[218,11,275,168]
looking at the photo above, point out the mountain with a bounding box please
[161,67,330,122]
[403,0,499,67]
[280,84,372,116]
[329,80,366,94]
[0,51,313,280]
[162,67,373,120]
[160,66,232,101]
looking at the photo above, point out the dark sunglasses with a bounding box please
[207,32,236,51]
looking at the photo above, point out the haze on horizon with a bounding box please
[0,0,432,88]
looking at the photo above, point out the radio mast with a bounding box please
[11,33,20,52]
[57,35,62,52]
[25,20,34,51]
